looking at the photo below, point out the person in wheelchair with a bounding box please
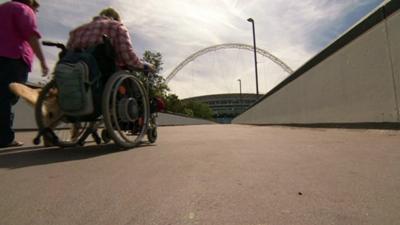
[67,7,155,73]
[62,8,155,123]
[66,7,158,120]
[44,7,159,147]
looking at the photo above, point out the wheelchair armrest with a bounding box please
[123,65,147,73]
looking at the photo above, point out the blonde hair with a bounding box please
[12,0,33,6]
[99,7,121,22]
[32,0,39,9]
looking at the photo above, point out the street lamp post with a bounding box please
[247,18,259,96]
[237,79,242,111]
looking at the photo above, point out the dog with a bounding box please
[9,82,61,126]
[9,82,79,145]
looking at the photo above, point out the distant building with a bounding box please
[183,94,259,123]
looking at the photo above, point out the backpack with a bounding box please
[54,51,98,116]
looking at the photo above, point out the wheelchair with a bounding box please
[33,36,158,148]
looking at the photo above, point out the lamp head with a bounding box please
[247,18,254,22]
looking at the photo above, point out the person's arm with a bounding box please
[114,24,155,72]
[114,25,142,68]
[14,5,49,76]
[27,35,49,76]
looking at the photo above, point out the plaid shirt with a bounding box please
[67,16,142,69]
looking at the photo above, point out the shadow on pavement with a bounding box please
[0,143,152,169]
[0,145,49,154]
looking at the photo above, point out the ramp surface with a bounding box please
[0,125,399,225]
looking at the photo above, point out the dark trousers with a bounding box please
[0,57,28,146]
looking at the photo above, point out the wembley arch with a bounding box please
[165,43,294,83]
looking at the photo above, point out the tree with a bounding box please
[183,101,213,120]
[165,94,185,114]
[134,50,169,98]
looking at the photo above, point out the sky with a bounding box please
[2,0,384,98]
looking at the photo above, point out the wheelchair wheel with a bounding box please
[35,80,95,147]
[102,71,150,148]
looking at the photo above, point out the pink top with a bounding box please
[0,1,41,71]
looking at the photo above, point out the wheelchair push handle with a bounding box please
[42,41,67,51]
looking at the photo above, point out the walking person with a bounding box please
[0,0,48,147]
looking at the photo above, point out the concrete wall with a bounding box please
[233,1,400,125]
[157,112,216,126]
[387,5,400,118]
[13,101,215,130]
[13,99,35,129]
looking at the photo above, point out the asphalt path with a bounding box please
[0,125,399,225]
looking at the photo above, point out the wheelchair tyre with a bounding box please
[35,80,95,147]
[102,71,150,148]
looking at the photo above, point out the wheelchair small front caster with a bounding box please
[78,139,85,146]
[92,131,102,144]
[101,129,111,144]
[147,127,157,143]
[33,137,41,145]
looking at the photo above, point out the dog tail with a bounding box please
[9,83,40,106]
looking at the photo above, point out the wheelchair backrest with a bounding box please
[66,35,117,80]
[90,35,117,80]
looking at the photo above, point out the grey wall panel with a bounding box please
[13,100,36,129]
[386,10,400,119]
[302,22,396,122]
[157,113,216,126]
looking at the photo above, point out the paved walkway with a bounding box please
[1,125,399,225]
